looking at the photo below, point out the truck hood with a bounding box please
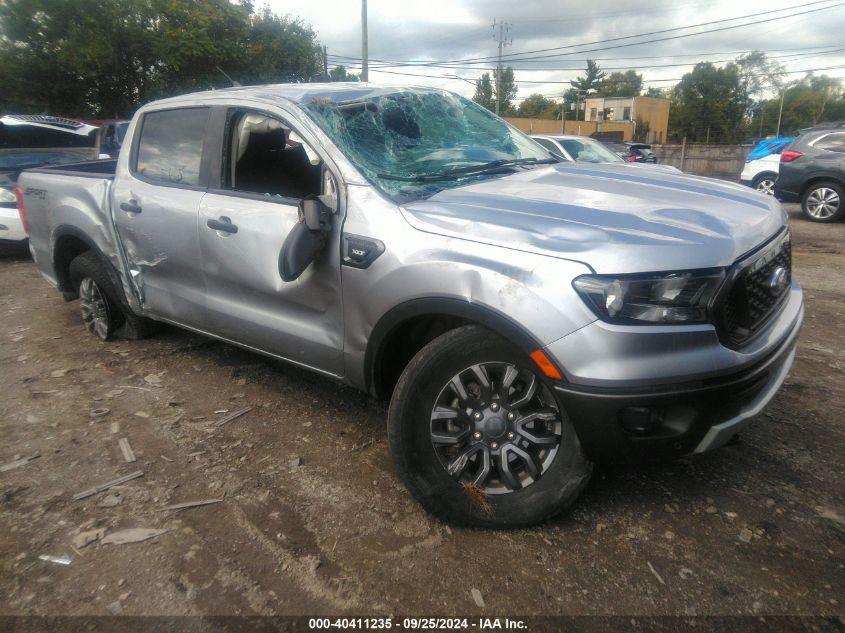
[401,162,787,274]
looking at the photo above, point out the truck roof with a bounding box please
[149,83,444,108]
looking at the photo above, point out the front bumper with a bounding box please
[0,205,27,243]
[547,282,803,462]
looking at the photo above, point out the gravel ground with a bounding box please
[0,204,843,619]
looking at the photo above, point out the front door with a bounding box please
[112,106,211,329]
[197,108,344,376]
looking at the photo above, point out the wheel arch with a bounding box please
[365,297,544,401]
[752,171,778,185]
[800,174,844,198]
[52,225,103,297]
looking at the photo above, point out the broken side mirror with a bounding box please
[278,197,331,282]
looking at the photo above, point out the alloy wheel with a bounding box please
[806,187,840,219]
[755,178,775,196]
[79,277,111,340]
[429,362,562,494]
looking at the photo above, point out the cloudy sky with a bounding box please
[264,0,845,101]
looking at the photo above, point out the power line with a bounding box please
[328,0,844,66]
[329,49,845,72]
[359,63,845,90]
[329,44,843,71]
[331,47,845,74]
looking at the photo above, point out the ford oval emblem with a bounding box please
[769,266,788,291]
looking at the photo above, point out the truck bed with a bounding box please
[19,159,124,295]
[25,158,117,179]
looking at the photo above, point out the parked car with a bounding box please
[774,128,845,222]
[604,141,657,163]
[98,120,130,158]
[740,137,793,196]
[531,134,681,173]
[1,115,100,244]
[532,134,624,164]
[18,85,802,527]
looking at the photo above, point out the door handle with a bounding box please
[120,200,142,214]
[207,216,238,234]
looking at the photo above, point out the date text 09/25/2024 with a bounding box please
[308,618,527,630]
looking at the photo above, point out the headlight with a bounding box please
[572,269,725,324]
[0,187,16,206]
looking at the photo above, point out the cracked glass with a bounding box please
[304,89,553,203]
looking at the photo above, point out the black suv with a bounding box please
[775,126,845,222]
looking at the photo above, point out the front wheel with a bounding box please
[388,325,591,528]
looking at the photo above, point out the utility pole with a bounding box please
[323,45,328,81]
[560,98,565,134]
[776,88,786,136]
[491,19,512,116]
[361,0,369,82]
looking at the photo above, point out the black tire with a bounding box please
[388,325,592,528]
[751,172,777,196]
[68,251,156,341]
[801,181,844,222]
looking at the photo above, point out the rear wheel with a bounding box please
[802,181,843,222]
[388,325,591,528]
[68,251,157,340]
[69,252,124,341]
[752,173,777,196]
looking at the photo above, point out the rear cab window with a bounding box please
[134,108,209,186]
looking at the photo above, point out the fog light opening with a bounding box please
[620,406,665,437]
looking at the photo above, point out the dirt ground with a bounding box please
[1,204,843,620]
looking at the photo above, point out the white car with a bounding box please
[531,134,682,173]
[1,115,100,244]
[739,152,781,196]
[0,183,26,244]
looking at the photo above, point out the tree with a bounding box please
[566,60,606,120]
[0,0,323,117]
[645,87,670,99]
[516,93,559,119]
[668,62,750,143]
[755,74,844,136]
[570,60,606,94]
[735,51,785,102]
[495,66,518,116]
[598,70,643,98]
[473,67,517,115]
[473,73,495,111]
[329,65,359,82]
[237,7,322,86]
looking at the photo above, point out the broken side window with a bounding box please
[224,110,322,201]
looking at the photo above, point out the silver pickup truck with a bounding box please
[17,84,803,527]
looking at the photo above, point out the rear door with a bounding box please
[112,107,211,328]
[197,106,345,376]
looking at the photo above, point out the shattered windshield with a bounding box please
[303,89,555,202]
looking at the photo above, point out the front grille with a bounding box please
[715,231,792,347]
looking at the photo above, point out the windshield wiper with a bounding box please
[378,157,557,183]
